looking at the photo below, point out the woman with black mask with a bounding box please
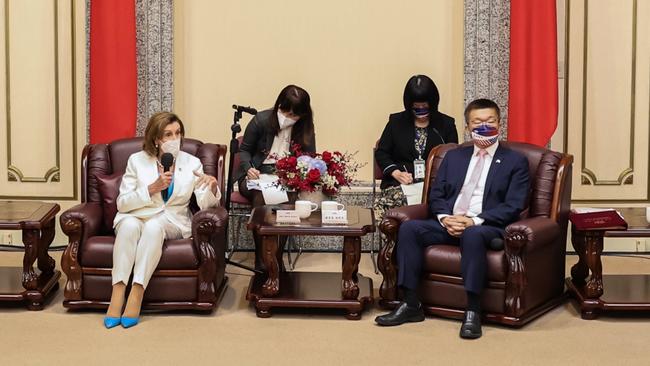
[374,75,458,221]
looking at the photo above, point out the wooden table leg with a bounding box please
[261,235,280,297]
[37,218,56,276]
[341,236,361,300]
[584,231,604,299]
[570,225,589,285]
[21,229,40,291]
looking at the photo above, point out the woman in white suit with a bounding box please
[104,112,221,329]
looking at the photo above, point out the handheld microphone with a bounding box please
[232,104,257,115]
[160,153,174,201]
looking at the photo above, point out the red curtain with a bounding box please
[507,0,558,146]
[89,0,137,144]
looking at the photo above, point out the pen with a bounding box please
[403,165,408,173]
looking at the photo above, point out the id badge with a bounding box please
[413,158,426,180]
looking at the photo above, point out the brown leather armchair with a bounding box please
[378,141,573,326]
[60,138,229,311]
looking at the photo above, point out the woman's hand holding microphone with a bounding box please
[148,166,173,195]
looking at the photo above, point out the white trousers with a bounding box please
[112,213,183,288]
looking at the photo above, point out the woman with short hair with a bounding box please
[104,112,221,329]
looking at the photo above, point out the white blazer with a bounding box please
[114,150,221,238]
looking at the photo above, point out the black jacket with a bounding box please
[236,109,316,182]
[375,110,458,189]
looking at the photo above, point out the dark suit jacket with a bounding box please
[375,110,458,189]
[236,109,316,182]
[428,144,530,228]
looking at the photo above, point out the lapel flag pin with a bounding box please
[496,159,501,164]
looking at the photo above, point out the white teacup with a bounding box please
[295,200,318,219]
[321,201,345,212]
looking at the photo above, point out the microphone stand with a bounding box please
[224,107,263,275]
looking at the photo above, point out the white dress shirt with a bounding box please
[438,141,499,226]
[263,126,293,164]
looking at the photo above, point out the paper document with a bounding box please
[260,181,289,204]
[401,182,424,206]
[245,174,288,204]
[246,174,280,190]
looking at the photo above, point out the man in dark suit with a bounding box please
[375,99,530,339]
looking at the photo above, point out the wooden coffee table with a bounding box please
[0,201,61,310]
[246,205,375,320]
[567,208,650,319]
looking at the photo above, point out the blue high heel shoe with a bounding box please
[121,317,140,328]
[104,317,121,329]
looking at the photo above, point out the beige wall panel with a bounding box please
[174,0,465,181]
[0,0,85,247]
[0,0,77,199]
[567,0,650,201]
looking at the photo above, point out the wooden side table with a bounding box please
[246,205,375,320]
[566,208,650,319]
[0,201,61,310]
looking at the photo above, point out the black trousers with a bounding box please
[396,218,504,294]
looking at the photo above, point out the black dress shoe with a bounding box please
[459,310,482,339]
[375,302,425,326]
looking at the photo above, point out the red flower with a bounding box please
[287,156,297,168]
[307,168,321,183]
[290,142,303,156]
[322,151,332,163]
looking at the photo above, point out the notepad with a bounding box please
[401,182,424,206]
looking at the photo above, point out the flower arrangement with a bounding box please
[274,143,364,195]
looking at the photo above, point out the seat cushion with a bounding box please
[95,172,123,231]
[422,244,507,282]
[80,236,199,270]
[231,191,251,205]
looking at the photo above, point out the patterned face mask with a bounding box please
[471,125,499,148]
[412,107,429,118]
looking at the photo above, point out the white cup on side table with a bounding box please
[295,200,318,219]
[321,201,345,212]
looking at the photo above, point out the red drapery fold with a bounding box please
[507,0,558,146]
[89,0,137,144]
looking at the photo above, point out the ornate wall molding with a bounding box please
[135,0,174,136]
[464,0,510,140]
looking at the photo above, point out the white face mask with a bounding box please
[160,138,181,158]
[277,111,297,130]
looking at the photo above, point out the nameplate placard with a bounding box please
[276,210,301,224]
[322,210,348,224]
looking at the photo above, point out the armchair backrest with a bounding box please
[81,137,227,206]
[422,141,573,225]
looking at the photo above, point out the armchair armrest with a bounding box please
[503,216,560,317]
[59,202,103,301]
[60,202,104,242]
[505,216,560,253]
[378,203,429,304]
[191,206,228,303]
[380,203,429,232]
